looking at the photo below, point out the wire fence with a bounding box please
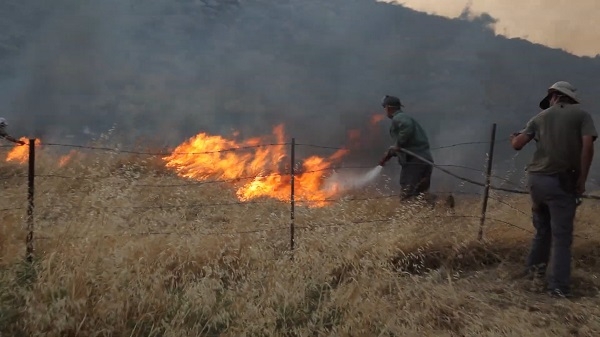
[1,122,598,263]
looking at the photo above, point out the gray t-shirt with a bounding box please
[522,103,598,174]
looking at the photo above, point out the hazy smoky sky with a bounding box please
[383,0,600,58]
[1,0,600,193]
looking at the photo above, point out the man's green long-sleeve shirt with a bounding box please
[389,110,433,164]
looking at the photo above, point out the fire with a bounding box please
[163,124,349,207]
[236,148,349,205]
[347,129,361,148]
[370,114,385,125]
[347,129,361,141]
[6,137,41,164]
[58,150,79,167]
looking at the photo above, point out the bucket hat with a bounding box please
[539,81,580,109]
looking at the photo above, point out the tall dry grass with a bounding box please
[0,142,599,336]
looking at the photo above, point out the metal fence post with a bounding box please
[26,138,36,263]
[477,124,496,241]
[290,138,295,258]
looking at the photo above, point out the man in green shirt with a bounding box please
[0,118,25,145]
[378,95,434,201]
[511,81,597,298]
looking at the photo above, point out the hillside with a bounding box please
[0,0,600,184]
[1,0,599,188]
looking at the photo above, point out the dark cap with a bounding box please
[381,95,403,108]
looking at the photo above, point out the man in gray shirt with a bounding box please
[510,81,597,298]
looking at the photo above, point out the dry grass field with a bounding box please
[1,142,600,336]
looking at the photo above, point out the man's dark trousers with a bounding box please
[399,156,432,200]
[526,172,578,293]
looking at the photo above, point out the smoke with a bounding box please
[381,0,600,58]
[1,0,600,192]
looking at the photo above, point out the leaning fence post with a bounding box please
[290,138,295,258]
[477,124,496,241]
[26,138,35,263]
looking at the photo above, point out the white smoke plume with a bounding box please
[322,165,384,194]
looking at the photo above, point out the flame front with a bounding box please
[6,138,41,164]
[58,150,79,167]
[163,124,349,207]
[370,114,385,125]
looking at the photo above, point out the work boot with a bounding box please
[547,288,572,299]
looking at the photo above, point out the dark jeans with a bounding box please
[399,158,432,200]
[526,172,578,293]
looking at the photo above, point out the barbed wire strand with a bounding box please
[431,138,510,150]
[43,142,289,156]
[486,195,531,217]
[398,148,600,200]
[29,190,495,212]
[32,163,524,190]
[0,207,25,212]
[32,213,530,240]
[35,225,291,240]
[4,138,599,240]
[33,199,283,211]
[132,172,288,187]
[36,174,116,180]
[295,139,511,152]
[292,214,535,235]
[26,138,596,194]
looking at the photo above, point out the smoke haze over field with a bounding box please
[1,0,600,191]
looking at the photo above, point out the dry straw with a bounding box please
[0,135,599,337]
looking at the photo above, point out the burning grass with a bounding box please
[162,124,351,207]
[1,144,600,336]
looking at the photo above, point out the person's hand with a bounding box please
[387,146,400,155]
[18,140,25,145]
[378,151,390,166]
[378,157,388,167]
[509,132,520,141]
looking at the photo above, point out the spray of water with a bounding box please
[322,165,384,194]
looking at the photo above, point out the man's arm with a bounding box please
[0,128,24,145]
[579,136,594,189]
[577,112,598,194]
[510,118,536,151]
[6,135,25,145]
[378,116,413,166]
[511,133,533,151]
[1,133,25,145]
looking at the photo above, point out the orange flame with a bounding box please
[58,150,79,167]
[346,129,361,148]
[347,129,361,141]
[370,114,385,125]
[163,124,349,207]
[6,138,41,164]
